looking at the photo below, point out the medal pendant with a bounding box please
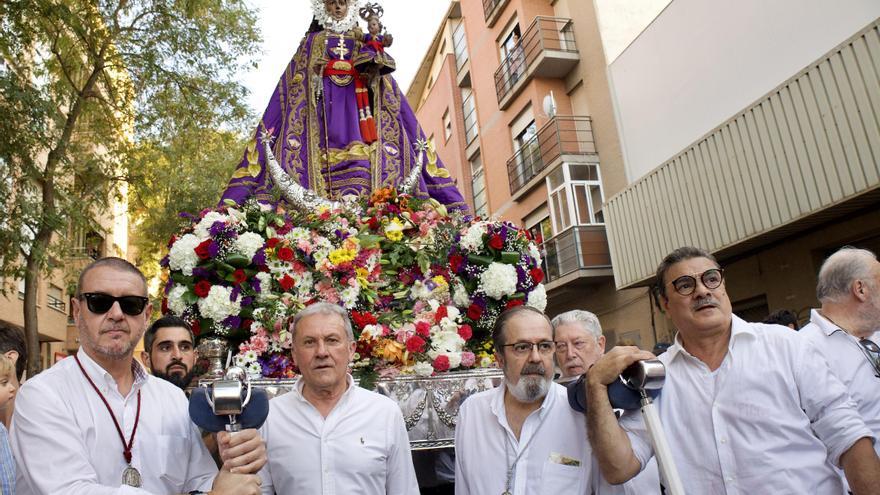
[502,491,512,495]
[122,465,142,488]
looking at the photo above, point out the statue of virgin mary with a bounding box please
[220,0,467,211]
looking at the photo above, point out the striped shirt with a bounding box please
[0,422,14,495]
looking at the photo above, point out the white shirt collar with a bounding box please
[75,348,149,397]
[808,308,846,336]
[665,314,756,362]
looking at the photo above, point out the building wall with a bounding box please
[608,0,880,181]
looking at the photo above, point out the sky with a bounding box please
[241,0,452,116]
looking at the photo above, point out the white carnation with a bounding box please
[527,283,548,312]
[339,286,359,309]
[168,234,201,276]
[529,243,542,265]
[446,352,462,369]
[255,272,273,298]
[194,212,228,238]
[409,280,433,301]
[460,222,487,252]
[167,285,189,315]
[234,232,265,261]
[428,330,465,356]
[197,285,241,322]
[452,282,471,306]
[413,361,435,377]
[480,262,518,299]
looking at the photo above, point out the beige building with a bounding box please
[408,0,671,348]
[603,0,880,326]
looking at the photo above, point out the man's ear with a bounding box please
[140,351,151,370]
[597,335,606,353]
[853,279,869,303]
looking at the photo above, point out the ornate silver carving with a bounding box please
[261,130,342,212]
[400,138,428,195]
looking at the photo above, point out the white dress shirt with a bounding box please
[455,381,622,495]
[11,349,217,495]
[801,309,880,456]
[257,375,419,495]
[620,315,873,494]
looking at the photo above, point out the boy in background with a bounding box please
[0,354,18,493]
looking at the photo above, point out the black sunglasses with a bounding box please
[80,293,149,316]
[858,338,880,378]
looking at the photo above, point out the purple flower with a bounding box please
[207,241,220,258]
[252,249,266,266]
[160,255,170,268]
[192,267,212,279]
[230,286,241,301]
[223,315,242,329]
[240,296,254,307]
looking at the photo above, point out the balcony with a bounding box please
[494,17,578,109]
[482,0,509,27]
[507,116,597,199]
[542,226,613,289]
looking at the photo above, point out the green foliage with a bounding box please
[0,0,261,374]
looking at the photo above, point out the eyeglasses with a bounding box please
[80,293,149,316]
[554,340,589,353]
[668,268,724,296]
[858,338,880,378]
[501,341,555,356]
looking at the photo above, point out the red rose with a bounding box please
[458,324,473,340]
[415,321,431,337]
[467,303,483,321]
[276,246,295,262]
[194,240,213,260]
[352,310,378,329]
[530,267,545,284]
[489,234,504,250]
[194,280,212,298]
[279,274,296,291]
[434,305,448,324]
[505,299,524,309]
[368,217,380,230]
[191,319,202,336]
[406,335,426,353]
[232,269,247,285]
[266,238,281,249]
[432,355,450,372]
[449,254,464,273]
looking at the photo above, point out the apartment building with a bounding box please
[604,0,880,325]
[408,0,671,347]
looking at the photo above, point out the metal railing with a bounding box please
[452,21,469,73]
[462,91,479,145]
[494,17,576,103]
[541,226,611,283]
[507,116,597,194]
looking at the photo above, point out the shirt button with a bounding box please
[720,438,727,444]
[727,476,734,481]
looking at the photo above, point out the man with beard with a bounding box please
[586,246,880,494]
[141,315,198,389]
[801,247,880,460]
[10,257,265,494]
[455,305,614,494]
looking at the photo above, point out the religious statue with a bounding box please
[220,0,467,211]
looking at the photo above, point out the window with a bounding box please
[47,285,65,312]
[470,153,488,218]
[17,279,25,300]
[443,109,452,141]
[512,120,539,190]
[499,24,524,88]
[527,217,552,277]
[546,163,604,234]
[461,88,479,144]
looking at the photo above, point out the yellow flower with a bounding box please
[384,218,404,242]
[431,275,449,289]
[356,267,370,288]
[329,247,357,265]
[375,338,406,364]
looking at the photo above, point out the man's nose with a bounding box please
[106,301,125,320]
[170,346,182,359]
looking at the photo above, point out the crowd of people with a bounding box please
[0,244,877,494]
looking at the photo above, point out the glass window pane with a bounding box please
[590,185,604,223]
[573,184,590,225]
[547,166,565,190]
[559,187,571,229]
[569,163,598,182]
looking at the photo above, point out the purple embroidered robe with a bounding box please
[220,28,467,211]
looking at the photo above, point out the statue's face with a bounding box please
[368,17,381,35]
[324,0,349,21]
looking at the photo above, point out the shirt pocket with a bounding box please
[540,460,586,495]
[156,434,191,487]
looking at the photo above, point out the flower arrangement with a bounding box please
[162,188,546,380]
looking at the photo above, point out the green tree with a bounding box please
[0,0,260,376]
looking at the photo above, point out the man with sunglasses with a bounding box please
[455,305,622,494]
[10,257,264,495]
[802,247,880,460]
[585,246,880,494]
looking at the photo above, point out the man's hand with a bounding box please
[587,346,656,387]
[210,470,262,495]
[217,429,267,474]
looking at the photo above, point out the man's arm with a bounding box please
[840,437,880,495]
[453,402,470,495]
[586,346,655,485]
[385,404,420,494]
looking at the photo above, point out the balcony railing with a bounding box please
[494,17,577,106]
[542,226,611,283]
[452,21,469,73]
[507,116,597,194]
